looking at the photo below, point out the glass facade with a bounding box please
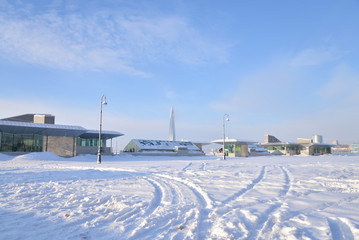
[76,138,105,147]
[235,145,242,154]
[224,144,235,154]
[0,132,43,152]
[224,144,244,155]
[264,145,302,154]
[313,146,331,154]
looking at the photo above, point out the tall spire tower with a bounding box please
[169,106,176,141]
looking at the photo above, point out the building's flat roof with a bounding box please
[80,130,123,139]
[0,120,123,139]
[260,142,301,146]
[0,120,87,137]
[301,142,335,147]
[212,138,257,145]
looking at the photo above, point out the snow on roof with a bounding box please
[80,130,124,139]
[248,144,268,151]
[132,139,200,151]
[261,142,300,146]
[305,142,335,147]
[0,120,87,137]
[211,138,257,145]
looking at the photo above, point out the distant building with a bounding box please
[297,138,313,144]
[248,144,270,156]
[212,138,255,157]
[299,142,332,155]
[192,142,210,152]
[123,139,204,156]
[331,144,352,154]
[260,135,302,156]
[298,135,332,155]
[312,134,323,144]
[261,134,332,156]
[331,141,359,154]
[0,114,123,157]
[352,143,359,153]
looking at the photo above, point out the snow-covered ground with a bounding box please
[1,153,359,240]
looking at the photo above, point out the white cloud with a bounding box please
[320,63,359,101]
[290,47,341,66]
[210,59,299,115]
[0,1,229,75]
[208,59,359,144]
[0,97,171,148]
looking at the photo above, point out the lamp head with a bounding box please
[102,96,107,105]
[224,113,229,122]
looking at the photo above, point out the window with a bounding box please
[1,133,13,152]
[13,135,23,152]
[77,138,103,147]
[34,135,43,152]
[235,145,242,154]
[23,135,34,152]
[224,144,234,153]
[0,133,43,153]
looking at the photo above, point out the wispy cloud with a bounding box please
[210,61,359,143]
[0,97,169,147]
[320,63,359,102]
[290,47,341,66]
[210,59,300,115]
[0,1,229,76]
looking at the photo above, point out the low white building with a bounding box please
[123,139,205,156]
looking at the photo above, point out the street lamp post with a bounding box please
[97,94,107,164]
[223,113,229,160]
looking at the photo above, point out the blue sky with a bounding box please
[1,0,359,147]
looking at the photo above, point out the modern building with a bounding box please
[212,138,255,157]
[352,143,359,153]
[331,143,352,154]
[299,142,332,155]
[123,139,205,156]
[260,135,302,155]
[192,142,210,153]
[261,134,332,156]
[298,135,332,155]
[0,114,123,157]
[248,144,270,156]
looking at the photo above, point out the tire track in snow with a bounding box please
[127,174,212,239]
[154,174,214,239]
[259,167,359,239]
[125,177,164,239]
[199,162,207,171]
[327,217,356,240]
[248,166,291,240]
[221,166,266,206]
[156,174,213,209]
[182,162,193,171]
[276,194,359,239]
[206,166,267,239]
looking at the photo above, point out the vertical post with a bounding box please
[97,94,107,164]
[223,113,229,160]
[72,136,76,157]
